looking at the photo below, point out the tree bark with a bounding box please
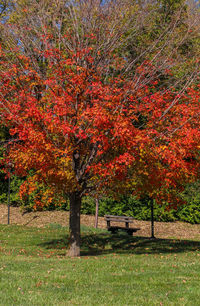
[68,192,81,257]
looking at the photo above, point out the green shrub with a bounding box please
[81,193,200,224]
[177,203,200,224]
[177,181,200,224]
[81,195,178,222]
[0,171,23,205]
[81,197,96,215]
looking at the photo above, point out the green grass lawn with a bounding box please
[0,224,199,306]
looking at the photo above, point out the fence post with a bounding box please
[95,197,99,228]
[7,170,11,225]
[150,199,155,238]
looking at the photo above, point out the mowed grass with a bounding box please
[0,224,200,306]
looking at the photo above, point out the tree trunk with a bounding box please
[68,192,81,257]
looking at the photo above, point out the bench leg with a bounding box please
[110,228,118,234]
[127,230,133,236]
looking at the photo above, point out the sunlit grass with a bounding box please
[0,224,200,305]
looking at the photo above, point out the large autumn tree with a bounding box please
[0,46,144,255]
[1,44,199,255]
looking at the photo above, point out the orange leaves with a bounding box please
[1,38,200,207]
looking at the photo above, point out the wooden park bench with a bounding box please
[104,215,140,235]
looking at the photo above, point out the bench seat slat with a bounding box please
[108,226,140,231]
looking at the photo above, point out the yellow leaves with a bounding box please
[45,143,53,151]
[30,82,38,88]
[160,145,167,150]
[158,145,167,153]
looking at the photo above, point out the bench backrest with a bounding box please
[104,215,133,223]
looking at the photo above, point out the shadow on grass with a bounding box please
[39,230,200,256]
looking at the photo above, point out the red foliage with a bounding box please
[0,44,199,207]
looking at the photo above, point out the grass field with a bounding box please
[0,223,200,306]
